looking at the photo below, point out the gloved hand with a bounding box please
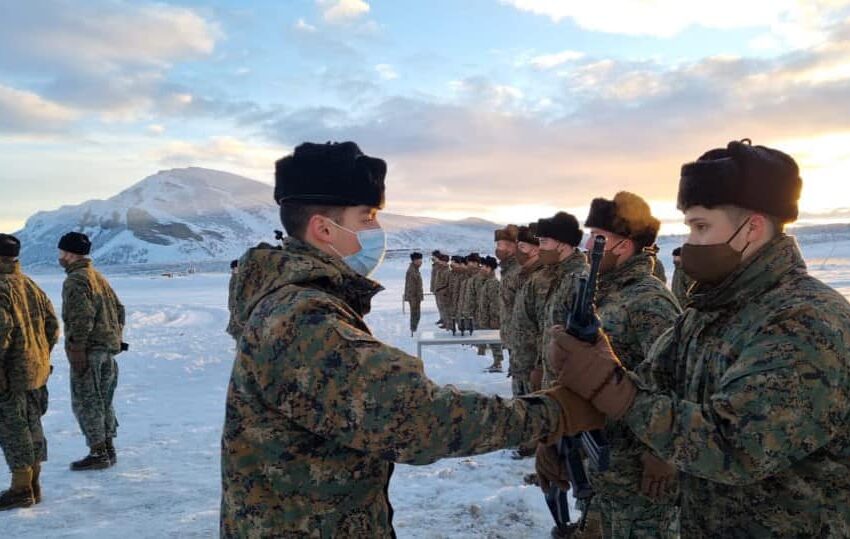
[640,452,677,499]
[66,342,88,374]
[547,326,637,419]
[538,385,606,442]
[535,443,570,492]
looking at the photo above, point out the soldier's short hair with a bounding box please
[279,203,345,240]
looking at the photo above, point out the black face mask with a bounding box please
[681,217,751,285]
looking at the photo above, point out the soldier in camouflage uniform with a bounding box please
[670,247,692,307]
[495,225,520,357]
[572,192,681,538]
[220,141,605,538]
[226,259,243,340]
[403,252,424,335]
[505,224,542,397]
[0,234,59,510]
[58,232,126,471]
[477,256,505,372]
[444,255,464,329]
[455,253,480,328]
[645,244,667,283]
[544,139,850,537]
[432,254,451,328]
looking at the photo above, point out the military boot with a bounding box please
[31,462,42,504]
[106,439,117,465]
[0,467,35,510]
[70,443,112,471]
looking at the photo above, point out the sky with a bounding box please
[2,0,850,234]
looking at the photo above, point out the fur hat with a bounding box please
[483,256,499,269]
[0,234,20,258]
[678,139,801,223]
[451,255,464,264]
[410,252,423,261]
[585,192,660,248]
[230,259,239,269]
[494,224,519,242]
[537,212,583,246]
[517,224,539,246]
[275,142,386,208]
[672,247,682,257]
[466,253,481,264]
[58,232,91,256]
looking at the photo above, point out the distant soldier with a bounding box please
[477,256,505,372]
[645,244,667,282]
[220,141,602,537]
[226,259,243,340]
[429,250,440,296]
[544,139,850,537]
[403,252,424,335]
[433,254,451,328]
[494,226,521,363]
[670,247,692,306]
[505,224,542,396]
[0,234,58,509]
[59,232,125,470]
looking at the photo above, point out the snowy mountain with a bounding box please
[15,167,499,268]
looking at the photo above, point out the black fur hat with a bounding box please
[537,212,582,246]
[678,139,801,223]
[58,232,91,256]
[517,224,539,246]
[410,252,423,261]
[467,253,481,264]
[230,259,239,269]
[483,256,499,269]
[0,234,20,257]
[585,192,660,248]
[275,142,386,208]
[451,255,464,264]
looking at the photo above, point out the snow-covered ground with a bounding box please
[4,238,850,538]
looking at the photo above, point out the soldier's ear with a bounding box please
[306,214,334,244]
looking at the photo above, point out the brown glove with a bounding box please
[547,326,637,419]
[530,367,543,392]
[66,342,88,374]
[535,443,570,492]
[539,385,606,443]
[640,452,677,499]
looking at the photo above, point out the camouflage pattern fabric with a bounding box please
[433,264,451,323]
[624,235,850,537]
[0,387,49,470]
[403,263,423,332]
[0,260,59,393]
[449,269,470,325]
[61,259,125,353]
[459,273,484,320]
[505,260,544,394]
[477,274,504,365]
[220,238,564,538]
[670,264,693,308]
[429,261,437,294]
[584,253,681,538]
[498,256,521,346]
[70,350,119,448]
[226,271,244,340]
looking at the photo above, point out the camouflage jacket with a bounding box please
[61,259,125,353]
[220,239,564,538]
[498,257,522,344]
[403,263,423,303]
[651,253,666,283]
[476,273,501,330]
[432,265,450,297]
[585,253,681,502]
[0,260,59,392]
[514,251,587,377]
[452,270,471,319]
[459,273,485,319]
[226,272,244,340]
[670,265,693,308]
[624,235,850,537]
[429,262,437,293]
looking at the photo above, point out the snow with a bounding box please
[4,237,850,538]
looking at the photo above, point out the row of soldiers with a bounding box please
[0,231,126,510]
[221,139,850,539]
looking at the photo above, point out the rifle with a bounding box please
[544,234,611,536]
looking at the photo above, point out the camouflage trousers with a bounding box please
[0,387,48,470]
[511,373,532,397]
[409,301,421,332]
[70,350,119,447]
[435,293,450,323]
[596,493,679,539]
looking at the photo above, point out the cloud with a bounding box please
[376,64,399,80]
[499,0,850,41]
[528,50,585,70]
[317,0,371,23]
[0,84,79,134]
[154,136,286,182]
[0,0,219,117]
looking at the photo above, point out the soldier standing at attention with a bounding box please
[433,254,451,329]
[543,140,850,537]
[506,224,542,396]
[477,256,505,373]
[0,234,59,509]
[226,259,242,340]
[220,141,604,538]
[494,225,520,360]
[670,247,692,307]
[59,232,125,471]
[404,251,424,336]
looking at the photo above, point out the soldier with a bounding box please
[544,192,681,538]
[477,256,505,373]
[495,225,521,362]
[403,252,424,336]
[455,253,480,327]
[645,244,667,282]
[226,259,243,340]
[220,141,604,538]
[445,255,465,329]
[670,247,692,306]
[58,232,125,471]
[0,234,58,509]
[433,254,451,328]
[543,139,850,537]
[505,224,542,397]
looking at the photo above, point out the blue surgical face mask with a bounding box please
[327,220,387,278]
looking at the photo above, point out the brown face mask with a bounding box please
[516,250,531,266]
[538,247,561,266]
[681,217,751,285]
[598,240,625,274]
[495,248,513,261]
